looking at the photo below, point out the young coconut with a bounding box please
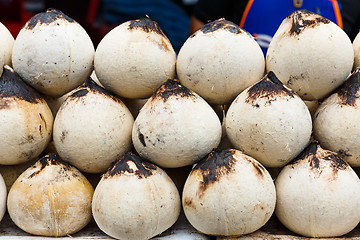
[182,148,276,236]
[275,142,360,237]
[53,78,134,173]
[94,16,176,99]
[313,68,360,166]
[12,9,94,97]
[266,9,354,100]
[354,31,360,70]
[0,22,14,76]
[132,79,222,168]
[0,65,53,165]
[7,153,94,237]
[0,174,6,222]
[225,71,312,168]
[92,152,181,240]
[176,18,265,105]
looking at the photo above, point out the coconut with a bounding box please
[266,9,354,100]
[53,78,134,173]
[0,173,6,222]
[313,68,360,166]
[354,31,360,70]
[275,142,360,237]
[182,148,276,236]
[92,152,181,240]
[12,9,94,97]
[0,22,14,77]
[176,18,265,105]
[132,79,222,168]
[0,65,53,165]
[94,16,176,99]
[225,71,312,167]
[7,153,94,237]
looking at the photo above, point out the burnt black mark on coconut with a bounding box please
[151,79,195,103]
[288,9,330,36]
[128,15,165,37]
[28,153,74,178]
[336,69,360,106]
[0,66,43,108]
[245,71,295,106]
[138,130,146,147]
[69,77,124,103]
[200,18,244,35]
[290,141,348,176]
[104,152,157,179]
[194,148,236,198]
[25,9,75,30]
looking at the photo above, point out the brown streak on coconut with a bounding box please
[183,197,196,210]
[25,9,75,30]
[103,152,156,179]
[128,16,165,37]
[337,69,360,106]
[288,9,330,36]
[193,149,236,198]
[250,160,266,178]
[246,71,295,106]
[0,65,43,104]
[150,79,195,103]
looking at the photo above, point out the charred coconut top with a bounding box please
[199,18,244,35]
[288,9,331,36]
[150,79,195,103]
[104,152,157,179]
[245,71,295,105]
[336,68,360,106]
[0,65,42,104]
[28,153,78,179]
[290,141,348,176]
[128,15,165,37]
[69,77,122,102]
[25,8,75,30]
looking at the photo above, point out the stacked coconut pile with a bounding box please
[0,7,360,240]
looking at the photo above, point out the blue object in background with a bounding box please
[101,0,191,53]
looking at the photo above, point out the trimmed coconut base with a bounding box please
[1,213,360,239]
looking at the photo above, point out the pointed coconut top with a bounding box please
[244,71,296,106]
[196,18,247,35]
[27,153,80,180]
[68,77,123,104]
[336,68,360,106]
[0,65,43,105]
[150,79,197,103]
[192,148,267,198]
[286,9,331,36]
[24,8,75,30]
[289,141,349,177]
[103,152,158,179]
[128,15,165,37]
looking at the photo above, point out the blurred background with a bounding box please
[0,0,197,52]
